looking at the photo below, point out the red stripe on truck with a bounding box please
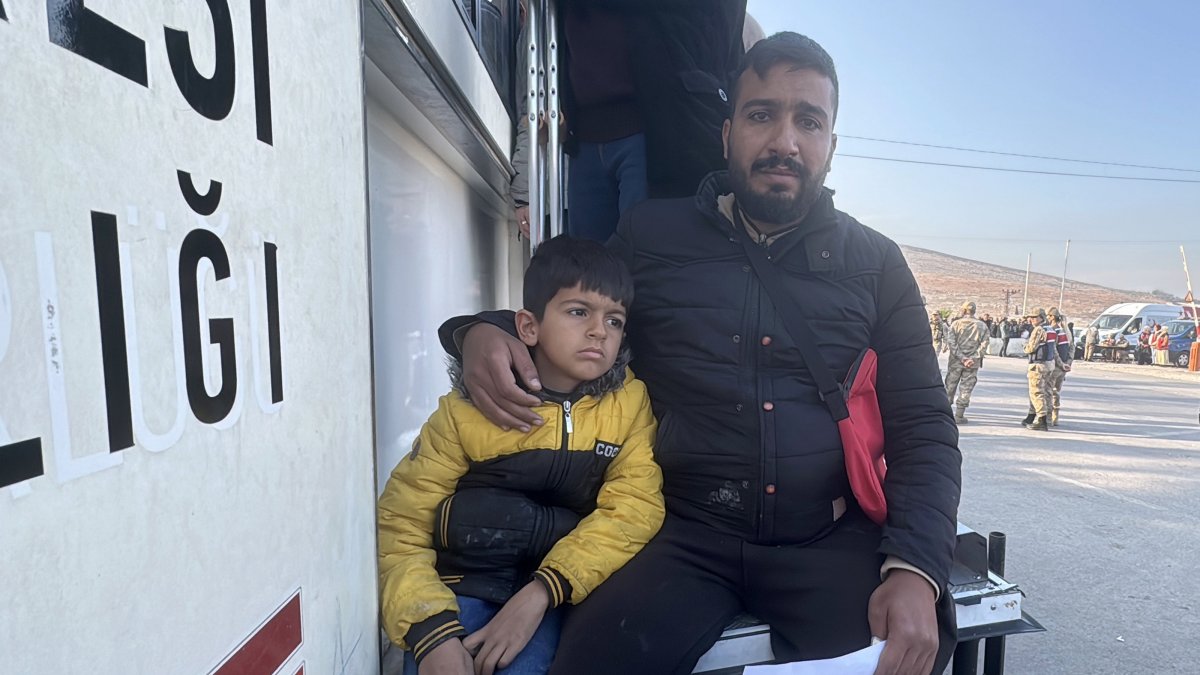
[212,590,302,675]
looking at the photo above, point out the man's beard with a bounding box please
[729,154,828,227]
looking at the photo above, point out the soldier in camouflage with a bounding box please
[1045,308,1073,425]
[930,311,948,354]
[944,301,990,424]
[1021,308,1062,431]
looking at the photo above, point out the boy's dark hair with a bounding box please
[523,235,634,319]
[729,32,839,121]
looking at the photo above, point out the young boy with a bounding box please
[378,236,664,675]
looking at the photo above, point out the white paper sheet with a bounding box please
[742,641,886,675]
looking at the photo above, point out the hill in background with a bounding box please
[901,245,1177,322]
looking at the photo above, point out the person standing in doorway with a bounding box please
[512,1,747,242]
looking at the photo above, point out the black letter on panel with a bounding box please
[0,439,45,488]
[177,171,223,216]
[264,242,282,402]
[92,212,134,452]
[165,0,236,120]
[179,229,237,424]
[46,0,148,86]
[250,0,273,144]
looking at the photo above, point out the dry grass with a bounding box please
[903,245,1170,322]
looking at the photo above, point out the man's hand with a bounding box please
[515,205,530,239]
[961,357,975,368]
[462,582,551,675]
[418,638,474,675]
[869,570,939,675]
[462,323,543,431]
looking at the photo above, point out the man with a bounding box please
[1136,326,1153,365]
[448,34,960,675]
[1021,308,1060,431]
[999,318,1014,357]
[945,301,989,424]
[1084,323,1099,361]
[1045,308,1073,426]
[929,311,947,354]
[511,0,747,241]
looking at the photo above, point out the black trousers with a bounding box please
[549,512,956,675]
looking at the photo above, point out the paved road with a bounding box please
[952,356,1200,674]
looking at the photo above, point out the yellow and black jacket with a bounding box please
[378,365,664,662]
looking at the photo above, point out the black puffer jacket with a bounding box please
[610,172,961,587]
[559,0,746,198]
[441,173,961,587]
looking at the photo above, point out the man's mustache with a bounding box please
[751,156,809,177]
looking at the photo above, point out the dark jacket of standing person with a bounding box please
[558,0,746,198]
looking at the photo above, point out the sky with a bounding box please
[746,0,1200,297]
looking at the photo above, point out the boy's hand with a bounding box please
[462,323,543,432]
[462,581,551,675]
[418,638,474,675]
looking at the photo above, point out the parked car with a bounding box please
[1165,319,1198,368]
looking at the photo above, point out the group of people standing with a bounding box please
[931,311,1037,360]
[936,302,1073,431]
[1082,321,1172,365]
[1143,323,1172,366]
[1020,307,1073,430]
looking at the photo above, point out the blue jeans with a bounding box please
[402,595,564,675]
[567,132,648,243]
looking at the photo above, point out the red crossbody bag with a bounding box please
[733,211,888,525]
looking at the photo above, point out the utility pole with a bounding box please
[1183,245,1198,333]
[1022,253,1031,316]
[1059,239,1071,311]
[1003,288,1021,317]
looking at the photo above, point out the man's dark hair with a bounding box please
[523,235,634,319]
[730,32,839,121]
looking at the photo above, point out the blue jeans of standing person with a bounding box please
[402,595,564,674]
[567,132,648,243]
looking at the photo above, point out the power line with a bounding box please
[840,135,1200,173]
[893,234,1200,245]
[838,153,1200,183]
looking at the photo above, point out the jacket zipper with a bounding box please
[563,400,573,436]
[548,401,574,490]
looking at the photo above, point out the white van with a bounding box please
[1085,303,1186,347]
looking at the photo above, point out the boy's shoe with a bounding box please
[1027,416,1049,431]
[954,408,968,425]
[1021,413,1035,426]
